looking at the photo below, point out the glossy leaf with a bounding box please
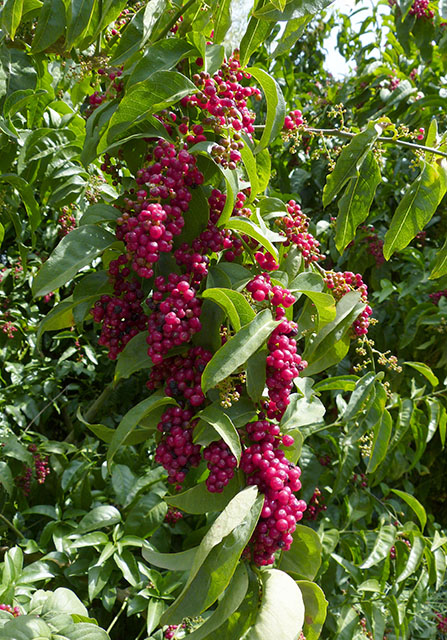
[279,524,322,579]
[404,361,439,387]
[383,160,447,259]
[335,150,381,253]
[296,580,328,640]
[79,203,121,225]
[114,332,153,383]
[360,524,396,569]
[225,216,284,259]
[341,372,378,422]
[245,67,286,153]
[128,39,194,87]
[396,533,425,582]
[429,235,447,279]
[239,5,273,67]
[66,0,96,49]
[0,173,40,231]
[32,226,116,297]
[201,309,278,393]
[391,490,427,530]
[31,0,66,52]
[142,543,198,571]
[367,409,393,473]
[195,403,241,462]
[107,394,177,465]
[76,506,121,534]
[323,122,383,206]
[164,475,241,514]
[1,0,24,39]
[244,569,304,640]
[246,348,267,403]
[202,288,255,331]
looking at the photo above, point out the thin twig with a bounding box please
[106,597,128,634]
[23,386,69,434]
[0,513,25,539]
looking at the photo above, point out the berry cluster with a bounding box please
[155,406,201,486]
[390,537,411,559]
[15,445,50,495]
[164,508,183,525]
[304,487,327,521]
[147,346,212,408]
[275,200,321,265]
[203,440,238,492]
[84,67,123,118]
[283,109,304,131]
[182,55,261,169]
[254,250,279,271]
[57,207,76,237]
[164,623,186,639]
[265,317,307,420]
[409,0,434,19]
[0,604,20,617]
[435,612,447,633]
[324,270,372,336]
[1,319,18,339]
[91,259,148,360]
[146,275,202,364]
[430,290,447,305]
[246,274,295,308]
[241,418,306,565]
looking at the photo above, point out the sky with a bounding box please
[323,0,389,78]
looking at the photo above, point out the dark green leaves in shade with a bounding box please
[430,235,447,279]
[31,0,66,53]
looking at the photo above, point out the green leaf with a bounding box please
[391,490,427,531]
[296,580,328,640]
[0,461,13,495]
[41,587,88,616]
[244,569,304,640]
[66,0,96,49]
[341,372,378,422]
[246,348,267,403]
[79,203,121,225]
[142,543,198,571]
[164,475,241,514]
[201,309,279,393]
[110,0,166,65]
[0,173,40,231]
[383,160,447,259]
[253,0,333,21]
[195,403,241,462]
[31,0,66,53]
[239,6,274,67]
[107,394,177,466]
[240,141,260,197]
[128,39,194,87]
[360,524,396,569]
[366,409,392,473]
[77,407,156,446]
[280,393,325,430]
[124,493,167,537]
[146,599,168,636]
[32,226,116,297]
[313,375,359,392]
[76,506,121,534]
[1,0,24,39]
[279,524,322,579]
[323,121,383,206]
[297,290,336,327]
[303,292,365,376]
[404,361,439,387]
[271,15,312,57]
[335,151,381,253]
[212,0,232,43]
[225,216,284,259]
[183,564,249,640]
[160,487,262,624]
[0,615,53,638]
[114,332,153,383]
[429,235,447,279]
[202,288,255,331]
[396,533,425,582]
[434,547,446,589]
[107,72,196,142]
[245,67,286,153]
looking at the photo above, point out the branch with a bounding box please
[0,513,25,540]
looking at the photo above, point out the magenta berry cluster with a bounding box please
[84,67,123,118]
[324,270,372,336]
[240,418,306,565]
[15,444,50,495]
[0,604,20,617]
[435,612,447,633]
[429,290,447,305]
[57,207,76,237]
[265,317,307,421]
[304,487,327,521]
[246,273,296,308]
[283,109,304,130]
[203,440,238,492]
[409,0,434,19]
[146,275,202,364]
[276,200,321,265]
[164,508,183,525]
[155,406,201,486]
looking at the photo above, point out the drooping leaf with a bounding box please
[296,580,328,640]
[404,361,439,387]
[195,403,242,462]
[391,490,427,531]
[360,524,396,569]
[245,67,286,153]
[76,506,121,534]
[366,409,393,473]
[202,288,255,331]
[31,0,66,53]
[1,0,24,39]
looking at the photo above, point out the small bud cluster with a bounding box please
[203,440,238,492]
[275,200,321,265]
[324,270,372,336]
[241,417,306,565]
[0,604,20,617]
[352,472,368,488]
[156,406,201,486]
[1,318,18,339]
[146,275,202,364]
[283,109,304,131]
[164,623,186,639]
[304,487,327,521]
